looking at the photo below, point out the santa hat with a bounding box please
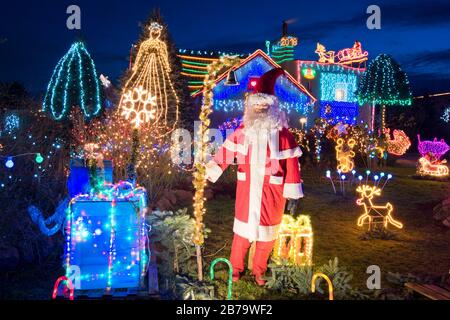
[247,68,285,107]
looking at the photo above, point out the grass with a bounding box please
[1,165,448,300]
[203,165,450,299]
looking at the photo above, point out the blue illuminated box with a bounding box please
[64,191,148,294]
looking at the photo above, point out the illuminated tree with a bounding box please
[42,41,103,121]
[357,54,412,132]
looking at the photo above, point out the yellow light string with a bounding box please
[335,138,356,173]
[119,23,179,137]
[311,273,334,300]
[192,55,241,246]
[272,214,313,266]
[355,185,403,230]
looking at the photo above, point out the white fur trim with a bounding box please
[283,183,304,199]
[269,176,283,185]
[268,130,303,159]
[237,171,246,181]
[205,160,223,183]
[233,218,281,242]
[245,132,268,241]
[223,139,248,155]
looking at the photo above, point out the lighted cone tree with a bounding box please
[42,41,103,121]
[357,54,412,133]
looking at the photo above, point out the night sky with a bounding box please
[1,0,450,96]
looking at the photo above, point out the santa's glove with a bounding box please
[286,199,299,216]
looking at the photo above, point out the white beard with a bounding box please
[243,98,288,132]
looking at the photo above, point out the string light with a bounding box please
[417,157,449,177]
[417,135,450,160]
[35,153,44,164]
[120,22,179,136]
[441,107,450,123]
[272,215,313,267]
[64,181,148,293]
[315,43,335,64]
[355,185,403,230]
[42,41,103,120]
[192,55,241,247]
[384,129,411,156]
[335,138,356,173]
[357,54,412,107]
[5,157,14,168]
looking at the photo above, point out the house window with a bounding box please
[335,83,347,101]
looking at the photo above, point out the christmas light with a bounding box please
[356,185,403,230]
[311,273,334,300]
[52,276,74,300]
[320,72,358,103]
[273,215,313,267]
[120,22,179,136]
[42,41,103,120]
[3,113,20,134]
[357,54,412,107]
[5,157,14,168]
[417,135,450,159]
[315,43,335,64]
[64,182,148,293]
[192,55,241,250]
[384,129,411,156]
[336,41,368,66]
[335,138,356,173]
[120,86,157,128]
[301,67,316,80]
[417,157,449,177]
[441,107,450,123]
[35,153,44,164]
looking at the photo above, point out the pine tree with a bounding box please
[357,54,412,131]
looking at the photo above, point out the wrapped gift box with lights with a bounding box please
[64,181,149,296]
[272,214,313,266]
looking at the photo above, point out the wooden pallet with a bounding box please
[405,282,450,300]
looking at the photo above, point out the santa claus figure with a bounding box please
[205,68,303,285]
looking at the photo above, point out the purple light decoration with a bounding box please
[417,135,450,160]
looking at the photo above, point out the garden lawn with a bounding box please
[204,165,450,300]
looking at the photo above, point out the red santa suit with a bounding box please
[205,68,304,283]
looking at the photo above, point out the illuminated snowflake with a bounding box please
[120,86,157,128]
[442,107,450,123]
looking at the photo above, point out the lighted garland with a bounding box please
[357,54,412,107]
[192,55,241,247]
[43,41,103,120]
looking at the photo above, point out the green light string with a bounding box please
[43,42,102,120]
[182,67,208,75]
[210,258,233,300]
[181,60,210,67]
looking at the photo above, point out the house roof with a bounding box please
[192,49,316,103]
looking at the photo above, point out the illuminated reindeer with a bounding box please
[355,185,403,230]
[315,43,335,64]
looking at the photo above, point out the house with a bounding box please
[190,49,316,129]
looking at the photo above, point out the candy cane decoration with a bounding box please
[311,272,334,300]
[52,276,75,300]
[210,258,233,300]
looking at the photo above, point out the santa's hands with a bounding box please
[286,199,299,215]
